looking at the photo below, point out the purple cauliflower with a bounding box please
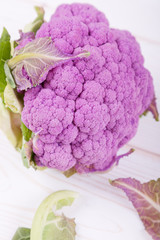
[21,3,155,173]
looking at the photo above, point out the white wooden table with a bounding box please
[0,0,160,239]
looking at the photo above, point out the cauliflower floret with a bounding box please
[34,139,76,171]
[22,3,155,173]
[80,81,105,103]
[74,99,110,135]
[22,88,75,140]
[44,65,84,100]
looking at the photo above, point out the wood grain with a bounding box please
[0,0,160,239]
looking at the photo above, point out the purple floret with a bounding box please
[22,3,155,173]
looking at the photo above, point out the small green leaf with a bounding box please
[0,27,11,93]
[20,132,47,170]
[12,227,30,240]
[30,190,78,240]
[0,92,4,102]
[4,84,22,113]
[0,99,22,148]
[0,62,7,92]
[4,62,16,88]
[21,139,33,168]
[0,27,10,42]
[11,40,18,56]
[21,122,32,141]
[24,6,45,34]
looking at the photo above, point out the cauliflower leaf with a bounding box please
[8,37,90,91]
[21,122,32,141]
[4,83,23,113]
[110,178,160,240]
[24,6,45,34]
[12,228,30,240]
[0,27,11,92]
[21,139,33,168]
[31,190,78,240]
[0,99,22,148]
[143,97,159,121]
[12,190,78,240]
[4,62,16,88]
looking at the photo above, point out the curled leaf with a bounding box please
[21,139,33,168]
[21,135,46,170]
[24,6,45,34]
[4,62,16,88]
[0,99,22,148]
[147,97,159,121]
[98,148,135,174]
[114,148,135,166]
[141,97,159,121]
[8,37,90,91]
[110,178,160,240]
[11,40,18,56]
[30,190,78,240]
[4,83,23,113]
[16,30,35,45]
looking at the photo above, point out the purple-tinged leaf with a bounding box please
[21,136,46,170]
[142,97,159,121]
[147,97,159,121]
[114,148,135,166]
[75,148,134,174]
[110,178,160,240]
[24,6,45,34]
[8,37,90,91]
[102,148,135,173]
[16,30,35,45]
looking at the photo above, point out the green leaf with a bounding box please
[4,83,22,113]
[24,6,45,34]
[30,190,78,240]
[110,178,160,240]
[0,27,10,42]
[21,122,32,141]
[0,62,6,92]
[4,62,16,88]
[21,139,33,168]
[20,131,47,170]
[0,27,11,93]
[11,40,18,56]
[0,99,22,148]
[0,28,11,60]
[0,92,4,102]
[12,227,30,240]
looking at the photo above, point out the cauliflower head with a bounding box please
[21,3,154,173]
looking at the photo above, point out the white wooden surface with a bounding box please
[0,0,160,239]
